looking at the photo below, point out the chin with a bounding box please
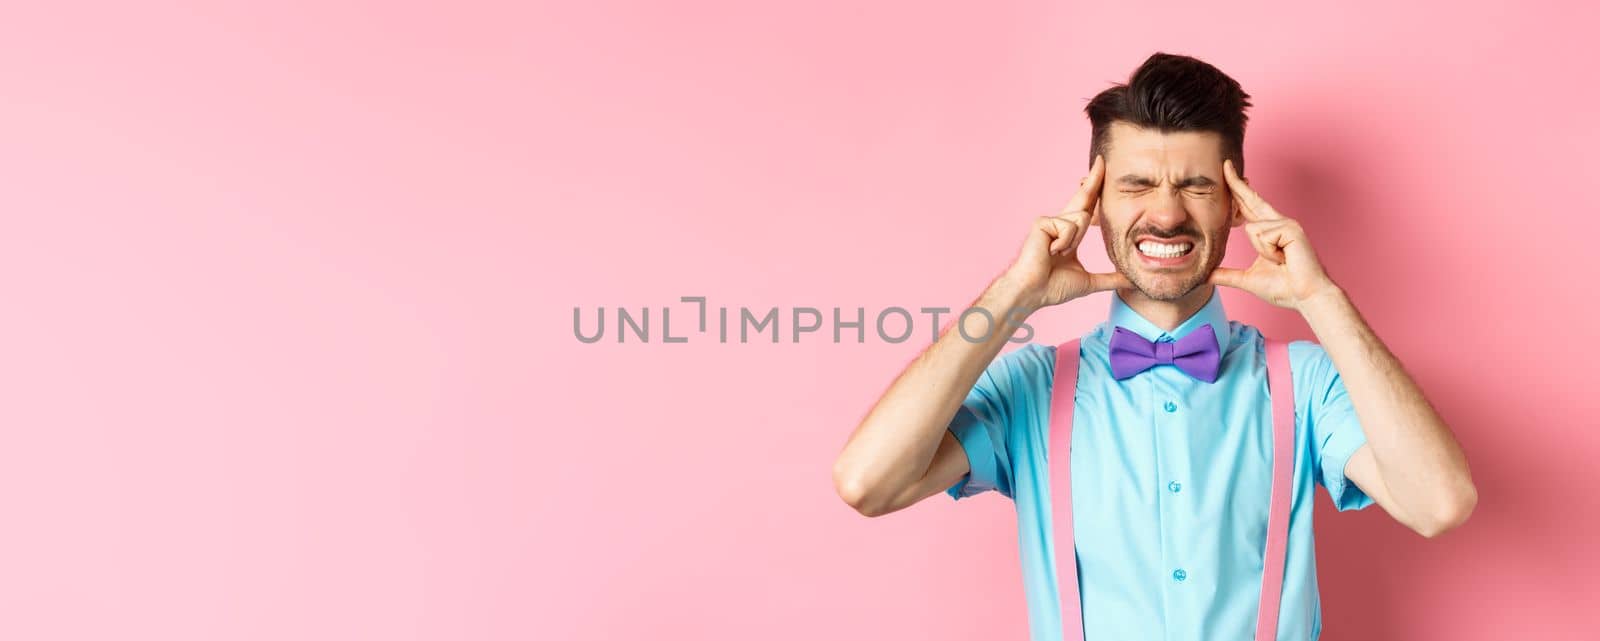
[1130,271,1205,301]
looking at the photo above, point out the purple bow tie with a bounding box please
[1108,323,1221,383]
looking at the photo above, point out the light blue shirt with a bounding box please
[945,288,1373,641]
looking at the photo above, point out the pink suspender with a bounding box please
[1049,340,1085,640]
[1257,338,1295,641]
[1049,338,1295,641]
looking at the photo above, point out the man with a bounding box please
[830,52,1476,640]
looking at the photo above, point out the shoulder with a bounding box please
[976,341,1078,395]
[1231,326,1339,399]
[1232,322,1331,373]
[1007,322,1107,369]
[990,341,1058,378]
[1277,339,1346,413]
[1284,339,1337,381]
[1077,321,1112,349]
[964,343,1059,413]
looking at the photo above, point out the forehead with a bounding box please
[1103,121,1226,175]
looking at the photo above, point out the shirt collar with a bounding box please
[1104,286,1234,351]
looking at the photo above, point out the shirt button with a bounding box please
[1168,481,1182,494]
[1163,401,1178,413]
[1172,568,1187,582]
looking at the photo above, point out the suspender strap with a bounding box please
[1257,338,1295,641]
[1049,337,1295,641]
[1048,339,1083,641]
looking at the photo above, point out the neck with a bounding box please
[1116,284,1215,332]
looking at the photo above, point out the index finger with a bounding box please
[1223,158,1281,221]
[1063,154,1106,214]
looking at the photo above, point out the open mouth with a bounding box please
[1136,239,1194,259]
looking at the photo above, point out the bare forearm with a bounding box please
[1299,287,1476,530]
[833,157,1121,515]
[831,275,1033,514]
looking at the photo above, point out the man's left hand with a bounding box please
[1209,159,1341,310]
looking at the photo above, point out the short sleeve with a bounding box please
[945,343,1051,502]
[1290,340,1375,512]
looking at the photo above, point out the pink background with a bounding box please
[2,1,1596,639]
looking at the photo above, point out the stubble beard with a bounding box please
[1104,225,1230,302]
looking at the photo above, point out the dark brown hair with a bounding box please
[1085,52,1252,174]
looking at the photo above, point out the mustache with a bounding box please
[1127,226,1202,240]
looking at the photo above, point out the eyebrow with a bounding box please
[1115,174,1218,189]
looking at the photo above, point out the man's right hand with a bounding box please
[833,156,1132,519]
[1004,154,1131,309]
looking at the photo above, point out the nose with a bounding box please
[1142,189,1190,230]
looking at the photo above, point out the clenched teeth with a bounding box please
[1137,240,1193,258]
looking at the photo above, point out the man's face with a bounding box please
[1094,121,1242,301]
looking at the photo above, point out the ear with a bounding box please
[1228,177,1249,228]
